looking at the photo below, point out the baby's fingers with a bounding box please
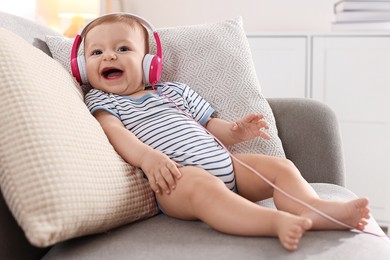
[259,129,271,140]
[169,162,182,179]
[246,113,264,123]
[149,177,161,194]
[259,120,270,130]
[157,169,174,194]
[157,163,181,194]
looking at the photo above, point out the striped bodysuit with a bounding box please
[85,82,235,190]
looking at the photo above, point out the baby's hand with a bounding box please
[140,149,182,195]
[232,114,271,141]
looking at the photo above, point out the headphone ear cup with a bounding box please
[142,54,153,84]
[71,57,82,84]
[77,56,88,85]
[143,54,162,85]
[70,55,88,85]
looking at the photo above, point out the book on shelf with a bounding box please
[334,0,390,13]
[332,20,390,31]
[335,11,390,22]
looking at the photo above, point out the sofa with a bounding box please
[1,11,389,260]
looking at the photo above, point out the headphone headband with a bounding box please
[70,12,163,85]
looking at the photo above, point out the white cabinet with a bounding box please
[312,36,390,229]
[247,35,307,98]
[248,33,390,230]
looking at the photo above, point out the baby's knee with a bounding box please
[279,158,296,169]
[276,158,300,176]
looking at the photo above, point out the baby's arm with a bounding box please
[94,110,181,194]
[205,114,271,146]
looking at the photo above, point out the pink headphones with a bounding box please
[70,13,163,85]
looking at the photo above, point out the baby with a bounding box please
[80,13,370,251]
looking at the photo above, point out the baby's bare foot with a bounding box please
[301,197,370,230]
[275,212,312,251]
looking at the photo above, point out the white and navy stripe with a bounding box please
[85,82,235,190]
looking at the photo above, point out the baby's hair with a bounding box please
[81,13,150,54]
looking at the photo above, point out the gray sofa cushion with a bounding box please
[42,184,390,260]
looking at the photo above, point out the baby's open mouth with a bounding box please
[102,67,123,79]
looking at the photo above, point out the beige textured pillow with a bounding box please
[0,28,157,247]
[46,17,285,158]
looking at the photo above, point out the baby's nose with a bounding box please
[103,51,117,60]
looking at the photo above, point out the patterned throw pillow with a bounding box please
[46,17,285,157]
[152,17,285,156]
[0,28,157,247]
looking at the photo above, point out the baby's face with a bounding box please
[84,21,146,95]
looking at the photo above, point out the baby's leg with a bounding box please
[233,154,370,231]
[157,166,312,251]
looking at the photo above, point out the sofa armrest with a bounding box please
[267,98,346,186]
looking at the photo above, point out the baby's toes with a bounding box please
[361,208,371,219]
[283,236,300,251]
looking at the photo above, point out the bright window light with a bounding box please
[1,0,36,20]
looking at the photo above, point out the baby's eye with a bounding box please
[91,49,102,56]
[118,46,130,52]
